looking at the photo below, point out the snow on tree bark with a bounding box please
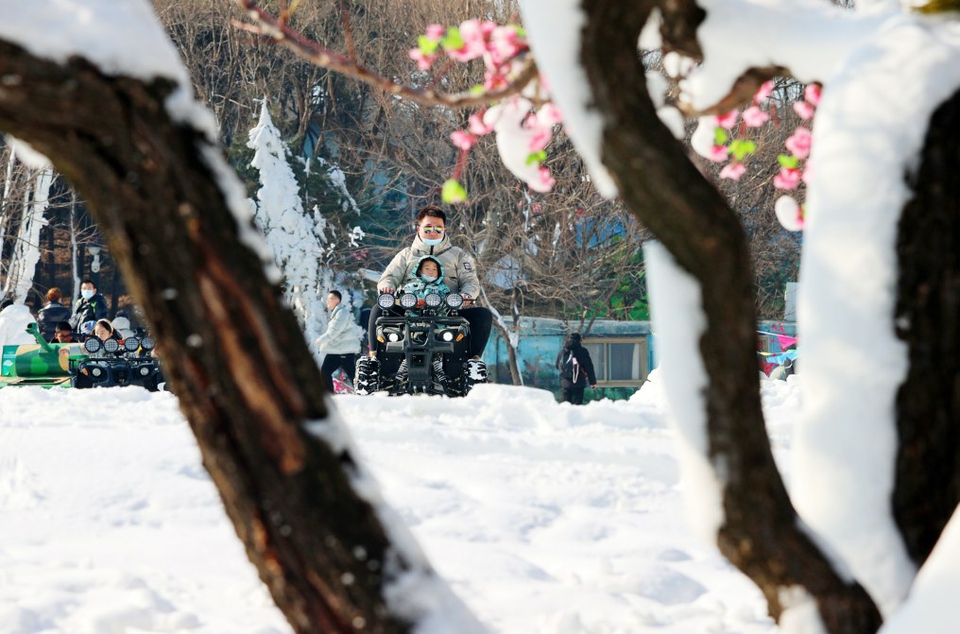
[0,39,455,634]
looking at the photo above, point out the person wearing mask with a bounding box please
[556,332,597,405]
[37,287,72,341]
[314,290,361,393]
[70,279,107,330]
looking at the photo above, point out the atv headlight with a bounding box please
[124,337,141,352]
[445,293,464,309]
[140,336,156,351]
[84,338,102,354]
[440,330,454,342]
[399,293,418,309]
[424,293,442,308]
[139,366,151,376]
[387,332,401,342]
[377,293,396,309]
[91,366,104,377]
[103,338,120,354]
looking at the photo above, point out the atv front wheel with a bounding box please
[354,357,380,395]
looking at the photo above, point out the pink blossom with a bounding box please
[484,67,508,90]
[804,83,822,107]
[447,19,488,62]
[450,130,477,150]
[719,162,746,181]
[527,125,552,153]
[536,103,564,127]
[489,26,523,65]
[773,167,801,190]
[716,110,740,129]
[532,203,542,214]
[742,106,769,127]
[527,166,555,193]
[468,110,494,135]
[408,48,436,71]
[754,80,774,103]
[785,127,812,159]
[793,101,815,120]
[425,24,445,40]
[706,144,729,163]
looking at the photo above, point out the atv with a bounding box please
[355,291,486,397]
[70,329,163,391]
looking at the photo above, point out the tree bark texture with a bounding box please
[577,1,882,631]
[0,41,415,634]
[894,88,960,566]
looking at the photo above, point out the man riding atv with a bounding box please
[357,205,491,395]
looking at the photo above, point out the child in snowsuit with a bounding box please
[402,255,451,306]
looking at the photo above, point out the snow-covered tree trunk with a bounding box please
[69,192,80,303]
[3,166,52,303]
[892,87,960,566]
[0,150,15,290]
[0,36,472,634]
[519,0,883,630]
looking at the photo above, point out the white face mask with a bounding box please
[421,275,438,283]
[81,289,94,300]
[422,237,442,246]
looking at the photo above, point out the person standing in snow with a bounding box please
[37,287,71,341]
[315,290,361,393]
[369,206,492,377]
[556,332,597,405]
[70,279,108,330]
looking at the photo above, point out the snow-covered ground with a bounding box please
[0,374,803,634]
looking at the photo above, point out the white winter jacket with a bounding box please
[315,303,361,355]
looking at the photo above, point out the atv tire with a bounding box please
[355,357,380,395]
[465,358,488,387]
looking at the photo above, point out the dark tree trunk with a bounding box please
[0,41,420,633]
[894,88,960,565]
[578,0,881,631]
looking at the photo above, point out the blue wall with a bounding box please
[483,317,654,400]
[483,317,798,399]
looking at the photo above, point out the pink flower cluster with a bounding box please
[704,81,775,180]
[409,20,564,201]
[772,84,820,193]
[705,81,822,231]
[408,20,527,91]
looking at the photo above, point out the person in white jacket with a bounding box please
[314,290,361,393]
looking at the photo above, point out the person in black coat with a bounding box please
[37,287,72,341]
[556,332,597,405]
[70,278,108,330]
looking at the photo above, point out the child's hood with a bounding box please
[415,255,445,279]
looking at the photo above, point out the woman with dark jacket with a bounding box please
[37,287,72,341]
[556,332,597,405]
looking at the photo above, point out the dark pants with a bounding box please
[320,353,356,393]
[367,304,492,358]
[560,383,586,405]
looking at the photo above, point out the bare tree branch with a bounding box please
[233,0,540,109]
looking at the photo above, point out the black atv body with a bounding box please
[356,292,483,397]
